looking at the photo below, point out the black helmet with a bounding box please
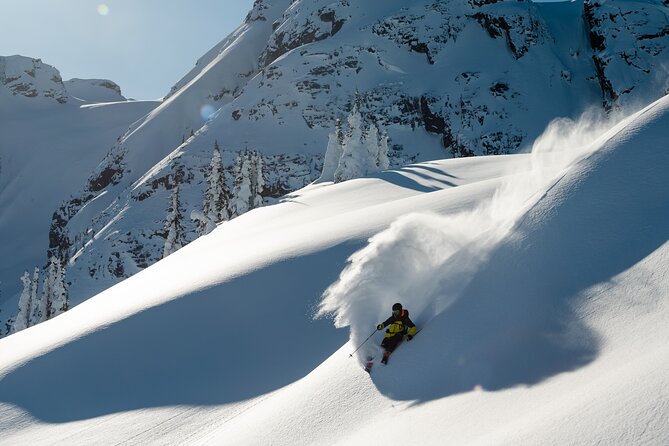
[392,303,402,311]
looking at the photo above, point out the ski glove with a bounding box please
[377,324,384,330]
[407,335,413,341]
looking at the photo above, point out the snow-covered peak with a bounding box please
[163,0,291,102]
[64,78,125,103]
[0,55,68,105]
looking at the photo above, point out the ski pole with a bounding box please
[349,328,378,357]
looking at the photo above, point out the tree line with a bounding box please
[164,144,265,257]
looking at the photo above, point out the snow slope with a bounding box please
[0,55,158,327]
[1,92,668,444]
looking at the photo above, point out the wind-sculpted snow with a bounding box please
[318,108,631,367]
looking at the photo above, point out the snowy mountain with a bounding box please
[1,91,668,444]
[0,55,158,333]
[0,56,69,105]
[10,0,663,329]
[584,0,669,108]
[64,79,125,103]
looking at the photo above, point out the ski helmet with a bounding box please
[392,303,403,311]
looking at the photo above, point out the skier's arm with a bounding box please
[405,316,417,337]
[377,316,395,330]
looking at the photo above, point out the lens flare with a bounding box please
[97,4,109,16]
[200,104,216,121]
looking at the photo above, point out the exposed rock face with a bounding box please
[261,0,348,67]
[584,0,669,109]
[36,0,669,311]
[0,56,125,105]
[65,79,125,102]
[48,144,324,285]
[0,56,68,103]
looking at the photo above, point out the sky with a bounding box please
[0,0,254,100]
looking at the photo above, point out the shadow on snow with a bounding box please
[0,243,357,422]
[372,126,669,402]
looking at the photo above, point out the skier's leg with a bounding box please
[380,335,402,364]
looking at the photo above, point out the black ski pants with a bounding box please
[381,334,403,353]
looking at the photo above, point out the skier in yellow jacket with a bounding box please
[376,302,417,364]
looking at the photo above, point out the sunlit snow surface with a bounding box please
[1,96,669,444]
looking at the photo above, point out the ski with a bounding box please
[364,356,375,373]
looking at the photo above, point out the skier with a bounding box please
[376,302,417,364]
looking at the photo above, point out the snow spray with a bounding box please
[317,108,633,364]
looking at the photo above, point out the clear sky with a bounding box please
[0,0,254,100]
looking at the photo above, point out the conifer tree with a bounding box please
[318,118,344,182]
[366,122,380,170]
[28,268,46,326]
[377,129,390,170]
[163,184,186,258]
[330,95,391,183]
[249,151,265,209]
[230,150,265,218]
[45,256,68,319]
[12,271,32,332]
[230,151,251,218]
[199,141,230,235]
[335,96,367,183]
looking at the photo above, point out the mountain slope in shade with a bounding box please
[0,55,158,328]
[1,93,668,445]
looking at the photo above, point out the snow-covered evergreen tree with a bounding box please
[249,151,265,209]
[163,184,186,258]
[12,271,32,332]
[334,97,367,183]
[366,123,380,170]
[377,129,390,171]
[318,119,344,182]
[230,150,265,218]
[333,96,391,183]
[198,141,230,235]
[28,267,46,326]
[44,256,68,319]
[230,151,252,218]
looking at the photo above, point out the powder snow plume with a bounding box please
[317,108,633,363]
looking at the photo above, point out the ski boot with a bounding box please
[381,350,391,365]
